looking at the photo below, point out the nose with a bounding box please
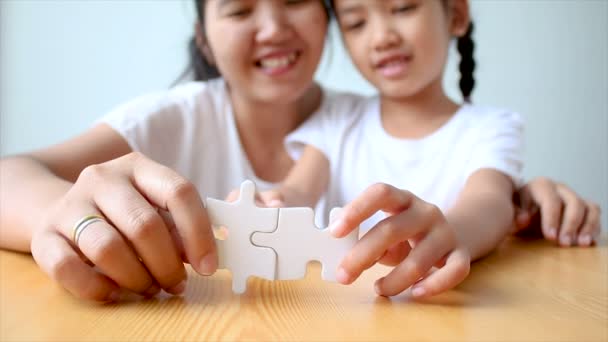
[372,21,401,51]
[255,3,294,44]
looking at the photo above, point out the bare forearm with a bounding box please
[0,156,72,252]
[447,193,513,261]
[278,145,329,208]
[277,183,322,208]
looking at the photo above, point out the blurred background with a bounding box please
[1,0,606,231]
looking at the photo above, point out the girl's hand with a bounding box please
[225,188,285,208]
[329,183,471,298]
[513,177,602,247]
[31,152,218,302]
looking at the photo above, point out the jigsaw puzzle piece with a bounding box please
[251,207,359,282]
[206,180,279,293]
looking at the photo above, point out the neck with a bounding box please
[380,78,460,139]
[228,83,322,182]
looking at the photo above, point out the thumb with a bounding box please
[225,189,240,203]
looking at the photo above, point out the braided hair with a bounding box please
[456,22,475,103]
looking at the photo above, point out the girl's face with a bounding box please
[334,0,468,99]
[203,0,328,104]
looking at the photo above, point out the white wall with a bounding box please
[1,0,606,230]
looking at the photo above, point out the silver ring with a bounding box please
[72,215,106,246]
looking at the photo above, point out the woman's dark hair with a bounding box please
[176,0,333,83]
[457,22,475,103]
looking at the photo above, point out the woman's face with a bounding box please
[334,0,468,99]
[203,0,328,104]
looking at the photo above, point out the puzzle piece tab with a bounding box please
[206,180,278,293]
[251,207,359,282]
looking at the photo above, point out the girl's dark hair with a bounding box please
[176,0,333,83]
[457,22,475,103]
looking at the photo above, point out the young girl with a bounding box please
[259,0,601,298]
[0,0,598,302]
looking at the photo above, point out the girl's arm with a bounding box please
[329,168,514,298]
[239,144,329,208]
[446,168,515,260]
[276,145,329,207]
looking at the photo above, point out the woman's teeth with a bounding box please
[260,52,297,68]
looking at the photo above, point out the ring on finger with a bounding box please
[72,214,107,246]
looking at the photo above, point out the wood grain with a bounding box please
[1,237,606,341]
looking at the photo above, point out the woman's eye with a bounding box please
[285,0,308,5]
[344,20,365,31]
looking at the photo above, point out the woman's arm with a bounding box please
[0,123,218,301]
[0,124,131,251]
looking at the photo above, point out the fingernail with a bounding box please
[329,219,343,235]
[167,280,186,295]
[374,279,383,295]
[548,227,558,240]
[411,286,426,297]
[268,199,284,207]
[143,283,161,297]
[336,267,351,284]
[107,290,122,302]
[560,235,572,247]
[199,253,218,276]
[578,234,592,246]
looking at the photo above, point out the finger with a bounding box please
[259,190,284,208]
[409,249,470,298]
[555,185,585,247]
[513,207,531,233]
[56,209,161,296]
[94,178,187,293]
[225,189,240,203]
[577,201,601,247]
[338,199,439,284]
[514,184,535,212]
[159,209,187,261]
[527,178,562,241]
[374,226,455,297]
[377,241,411,266]
[31,230,121,302]
[125,154,218,276]
[329,183,415,238]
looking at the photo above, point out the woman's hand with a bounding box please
[30,152,218,302]
[513,177,602,247]
[329,183,470,298]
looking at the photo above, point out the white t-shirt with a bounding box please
[100,79,363,208]
[286,96,524,231]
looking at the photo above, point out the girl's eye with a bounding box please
[393,4,417,14]
[227,8,252,17]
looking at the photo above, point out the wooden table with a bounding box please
[1,237,606,341]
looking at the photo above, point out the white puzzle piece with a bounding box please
[206,180,278,293]
[251,207,359,282]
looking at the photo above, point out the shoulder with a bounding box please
[102,79,227,127]
[457,104,524,135]
[314,87,371,126]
